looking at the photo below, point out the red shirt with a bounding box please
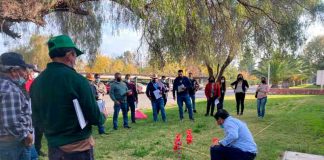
[25,79,34,93]
[205,82,221,99]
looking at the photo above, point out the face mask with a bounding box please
[126,79,130,83]
[261,80,266,84]
[95,79,100,83]
[14,76,26,86]
[32,73,39,79]
[116,78,122,82]
[220,124,224,129]
[221,80,225,83]
[209,80,215,83]
[238,77,243,80]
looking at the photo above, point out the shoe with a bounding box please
[180,119,184,122]
[205,113,208,117]
[190,119,195,122]
[124,126,131,129]
[99,132,108,135]
[132,121,136,124]
[193,110,197,113]
[184,109,187,112]
[210,114,214,116]
[240,113,243,115]
[113,127,118,130]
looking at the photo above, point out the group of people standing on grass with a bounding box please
[0,34,269,160]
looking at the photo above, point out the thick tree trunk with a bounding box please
[217,54,235,81]
[206,63,213,78]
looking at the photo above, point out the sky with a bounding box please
[0,18,323,58]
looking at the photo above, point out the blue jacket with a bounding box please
[219,116,257,154]
[172,76,192,97]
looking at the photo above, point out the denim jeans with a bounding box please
[113,102,129,129]
[48,147,94,160]
[151,98,166,122]
[177,94,194,120]
[257,97,267,118]
[210,145,256,160]
[190,94,196,110]
[0,140,31,160]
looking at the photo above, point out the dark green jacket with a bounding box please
[30,62,105,147]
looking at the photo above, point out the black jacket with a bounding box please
[231,80,249,93]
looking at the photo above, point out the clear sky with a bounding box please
[0,19,323,57]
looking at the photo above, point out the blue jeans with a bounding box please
[49,147,94,160]
[210,145,256,160]
[113,102,129,129]
[177,94,194,120]
[0,140,31,160]
[151,98,166,122]
[257,97,267,118]
[190,94,196,110]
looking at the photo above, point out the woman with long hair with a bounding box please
[205,76,221,116]
[256,77,269,119]
[217,76,226,110]
[231,74,249,115]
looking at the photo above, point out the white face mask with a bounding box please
[221,80,225,83]
[32,73,39,79]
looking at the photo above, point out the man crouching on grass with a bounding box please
[210,109,257,160]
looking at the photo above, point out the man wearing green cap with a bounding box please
[30,35,108,159]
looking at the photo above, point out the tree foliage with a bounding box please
[303,35,324,70]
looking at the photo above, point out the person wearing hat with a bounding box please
[0,52,34,160]
[30,35,108,159]
[86,73,106,134]
[145,74,167,122]
[110,72,131,130]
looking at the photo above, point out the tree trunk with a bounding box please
[217,54,235,81]
[206,63,213,78]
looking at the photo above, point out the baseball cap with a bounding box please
[0,52,34,69]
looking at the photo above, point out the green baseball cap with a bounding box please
[47,35,83,57]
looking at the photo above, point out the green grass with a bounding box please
[39,95,324,160]
[290,84,322,89]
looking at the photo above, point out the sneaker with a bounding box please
[113,127,118,130]
[124,126,131,129]
[193,110,197,113]
[190,119,195,122]
[132,121,136,124]
[205,113,208,117]
[240,113,243,115]
[184,109,187,112]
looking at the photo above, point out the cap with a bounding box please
[86,73,95,81]
[0,52,34,69]
[47,35,83,57]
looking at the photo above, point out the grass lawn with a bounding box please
[39,95,324,160]
[290,84,322,89]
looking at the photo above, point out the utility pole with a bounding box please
[268,63,270,86]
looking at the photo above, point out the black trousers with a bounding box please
[206,97,216,116]
[34,126,44,154]
[235,92,246,114]
[217,93,225,111]
[127,101,136,123]
[210,145,256,160]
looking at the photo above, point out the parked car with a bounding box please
[136,83,147,94]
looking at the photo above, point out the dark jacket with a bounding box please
[231,79,249,93]
[172,76,192,97]
[30,62,105,147]
[125,81,138,102]
[189,78,199,95]
[146,81,165,101]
